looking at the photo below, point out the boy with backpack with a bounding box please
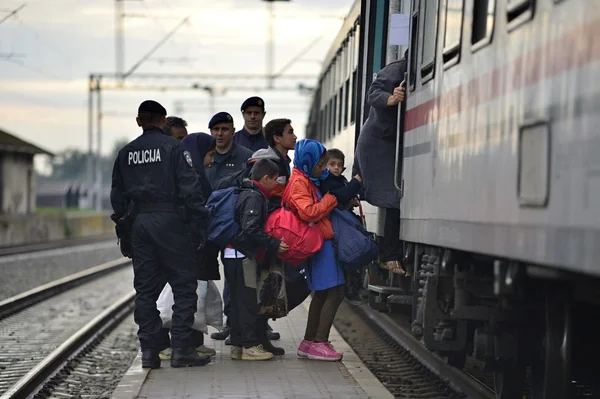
[217,159,289,360]
[320,149,365,305]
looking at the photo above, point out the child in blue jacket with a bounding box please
[320,149,364,305]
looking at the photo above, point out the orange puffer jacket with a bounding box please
[283,168,338,240]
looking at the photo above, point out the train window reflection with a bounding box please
[443,0,464,66]
[472,0,495,49]
[421,0,439,80]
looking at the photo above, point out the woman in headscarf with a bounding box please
[282,139,345,362]
[179,132,219,358]
[181,132,216,199]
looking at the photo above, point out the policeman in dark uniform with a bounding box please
[233,97,268,152]
[110,100,210,369]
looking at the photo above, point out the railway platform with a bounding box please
[112,277,393,399]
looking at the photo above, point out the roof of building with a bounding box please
[0,128,54,156]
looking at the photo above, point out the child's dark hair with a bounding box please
[251,159,279,181]
[264,118,292,147]
[326,148,345,163]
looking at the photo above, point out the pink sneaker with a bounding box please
[307,342,343,361]
[297,339,312,358]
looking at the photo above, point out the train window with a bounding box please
[413,0,420,12]
[330,97,336,138]
[442,0,464,68]
[319,110,324,142]
[408,9,419,90]
[338,87,343,131]
[353,25,360,69]
[471,0,495,51]
[421,0,439,82]
[344,79,350,128]
[507,0,535,31]
[350,69,357,124]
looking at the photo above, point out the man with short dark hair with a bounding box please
[110,100,210,369]
[164,116,188,141]
[233,96,268,152]
[264,118,296,211]
[205,111,253,188]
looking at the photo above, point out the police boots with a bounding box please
[142,349,161,369]
[170,347,211,368]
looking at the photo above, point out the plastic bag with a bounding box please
[157,280,223,334]
[205,280,223,330]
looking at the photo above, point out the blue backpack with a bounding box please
[330,208,379,272]
[205,187,241,248]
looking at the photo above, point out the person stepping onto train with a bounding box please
[223,159,289,361]
[286,139,348,362]
[320,148,364,305]
[353,50,408,275]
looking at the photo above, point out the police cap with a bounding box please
[241,96,265,112]
[138,100,167,116]
[208,111,234,129]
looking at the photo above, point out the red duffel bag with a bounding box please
[265,206,323,267]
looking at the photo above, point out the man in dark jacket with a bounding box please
[110,100,210,369]
[205,111,253,189]
[223,159,288,360]
[233,96,268,152]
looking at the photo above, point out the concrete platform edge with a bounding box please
[301,299,394,399]
[111,353,150,399]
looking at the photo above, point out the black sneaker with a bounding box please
[225,337,232,346]
[170,347,211,368]
[266,323,280,341]
[141,349,160,369]
[260,339,285,356]
[211,325,230,340]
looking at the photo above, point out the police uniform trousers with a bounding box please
[131,212,198,350]
[156,276,204,351]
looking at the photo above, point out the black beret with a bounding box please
[208,111,234,129]
[241,96,265,112]
[138,100,167,116]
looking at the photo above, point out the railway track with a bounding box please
[0,234,115,257]
[0,259,134,398]
[335,299,495,399]
[337,297,600,399]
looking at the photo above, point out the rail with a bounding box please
[354,303,496,399]
[0,258,131,320]
[0,291,135,399]
[0,234,115,257]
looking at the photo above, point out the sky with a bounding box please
[0,0,355,173]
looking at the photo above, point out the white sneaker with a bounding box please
[159,348,172,360]
[242,345,274,361]
[196,345,216,357]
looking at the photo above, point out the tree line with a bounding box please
[38,139,129,183]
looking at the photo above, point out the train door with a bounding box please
[354,0,390,146]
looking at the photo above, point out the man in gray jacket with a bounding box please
[353,50,407,274]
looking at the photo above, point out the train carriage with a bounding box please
[306,0,600,398]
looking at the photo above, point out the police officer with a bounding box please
[205,111,253,188]
[110,100,210,369]
[233,97,269,152]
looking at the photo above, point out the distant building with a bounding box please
[0,128,53,215]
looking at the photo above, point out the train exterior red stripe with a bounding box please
[405,18,600,132]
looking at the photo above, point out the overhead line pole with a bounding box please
[0,4,26,26]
